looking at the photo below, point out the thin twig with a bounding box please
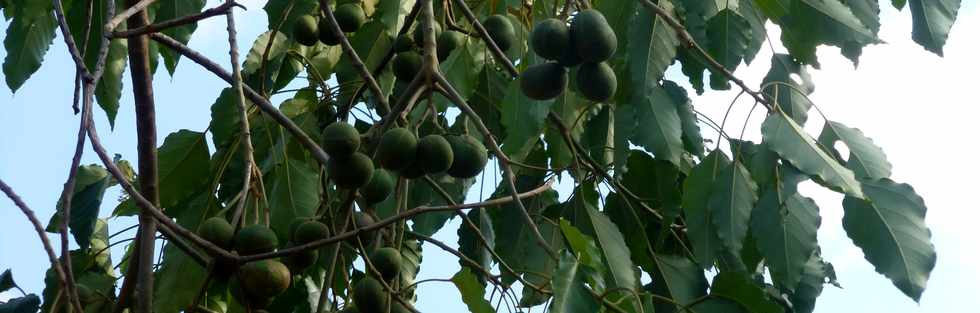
[448,0,519,77]
[112,1,242,38]
[52,0,92,80]
[223,1,255,229]
[317,0,390,115]
[105,0,157,33]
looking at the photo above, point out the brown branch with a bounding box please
[406,231,501,287]
[52,0,92,80]
[104,0,157,33]
[317,0,390,116]
[149,33,332,167]
[448,0,519,77]
[112,1,241,38]
[223,1,255,228]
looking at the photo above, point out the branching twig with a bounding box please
[223,1,255,229]
[317,0,390,115]
[105,0,157,33]
[112,1,242,38]
[448,0,519,77]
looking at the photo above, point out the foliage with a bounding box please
[0,0,958,312]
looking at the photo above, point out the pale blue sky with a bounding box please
[2,1,978,312]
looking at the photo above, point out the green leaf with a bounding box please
[551,251,601,313]
[907,0,960,56]
[818,121,892,180]
[761,54,814,125]
[740,0,769,64]
[457,209,495,284]
[375,0,414,37]
[647,255,709,313]
[790,251,832,313]
[761,112,864,198]
[709,160,759,255]
[0,295,40,313]
[630,84,686,166]
[581,105,614,167]
[0,269,14,293]
[3,3,56,92]
[751,185,821,291]
[94,38,127,128]
[559,219,603,270]
[710,271,782,313]
[706,9,752,90]
[545,92,590,171]
[264,0,319,41]
[64,0,127,127]
[153,193,215,313]
[842,178,936,301]
[665,81,705,156]
[336,21,392,105]
[209,88,246,149]
[452,269,495,313]
[411,174,476,236]
[243,31,290,76]
[628,1,679,85]
[47,165,110,251]
[682,149,731,268]
[266,157,320,238]
[501,81,551,160]
[152,0,205,74]
[440,40,487,104]
[157,130,211,211]
[771,0,877,65]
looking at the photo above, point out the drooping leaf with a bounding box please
[751,184,821,290]
[771,0,878,66]
[761,54,814,125]
[501,81,551,160]
[818,120,892,180]
[2,3,56,92]
[647,255,709,313]
[550,251,601,313]
[665,80,705,156]
[0,269,15,293]
[710,271,782,313]
[706,9,752,90]
[631,84,686,166]
[907,0,961,56]
[682,149,731,268]
[708,160,759,256]
[411,174,475,236]
[790,251,832,313]
[266,157,320,238]
[452,268,495,313]
[47,165,110,251]
[156,130,211,211]
[761,112,864,198]
[153,0,206,74]
[628,1,679,86]
[457,208,495,284]
[0,294,40,313]
[842,178,936,301]
[559,219,603,270]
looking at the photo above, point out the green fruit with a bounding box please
[416,135,453,174]
[234,225,279,255]
[394,35,415,53]
[317,101,338,130]
[360,170,394,204]
[447,135,488,178]
[576,62,617,102]
[531,18,570,60]
[353,277,387,313]
[76,285,96,304]
[556,42,582,67]
[329,152,375,189]
[353,212,376,244]
[294,15,320,46]
[484,14,516,52]
[391,302,414,313]
[335,3,366,33]
[413,22,442,46]
[318,18,341,46]
[369,247,403,281]
[321,123,361,157]
[437,31,466,61]
[392,51,423,83]
[284,244,319,273]
[399,161,426,179]
[293,220,329,244]
[239,260,291,298]
[199,217,234,249]
[571,10,618,62]
[288,217,312,240]
[520,62,568,100]
[377,128,418,171]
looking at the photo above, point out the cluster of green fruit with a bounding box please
[520,10,618,102]
[196,218,292,309]
[293,2,368,47]
[320,122,488,202]
[340,246,415,313]
[392,14,515,83]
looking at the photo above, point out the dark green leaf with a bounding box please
[665,81,705,156]
[157,130,211,210]
[710,271,782,313]
[152,0,205,74]
[47,165,110,251]
[682,149,731,268]
[709,160,759,256]
[452,269,495,313]
[818,120,892,180]
[457,209,495,284]
[94,38,127,127]
[551,251,601,313]
[842,178,936,301]
[501,81,551,160]
[790,251,832,313]
[411,174,475,236]
[761,54,814,125]
[266,157,320,238]
[647,255,709,313]
[706,9,752,90]
[907,0,960,56]
[3,3,56,92]
[631,84,686,166]
[628,1,679,85]
[751,185,820,290]
[0,294,40,313]
[0,269,14,293]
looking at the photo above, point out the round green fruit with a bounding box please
[394,35,415,53]
[416,135,453,174]
[284,245,319,273]
[570,10,617,62]
[321,122,361,157]
[576,62,617,102]
[239,260,291,298]
[520,62,568,100]
[328,152,375,189]
[293,220,329,244]
[484,14,515,52]
[234,225,279,255]
[335,3,366,33]
[413,23,442,46]
[437,31,466,61]
[377,128,418,171]
[353,277,387,313]
[369,247,402,281]
[447,135,488,179]
[294,15,320,46]
[353,212,376,244]
[399,161,426,179]
[360,170,394,204]
[318,18,341,46]
[199,217,234,249]
[531,18,570,61]
[392,51,423,83]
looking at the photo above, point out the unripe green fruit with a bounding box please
[447,135,489,179]
[284,244,319,273]
[353,212,376,244]
[321,123,361,157]
[353,277,387,313]
[360,170,394,204]
[531,19,570,61]
[416,135,454,174]
[239,260,291,298]
[76,285,96,304]
[199,217,234,249]
[394,35,415,53]
[293,220,329,244]
[413,23,442,46]
[571,10,618,62]
[294,15,320,46]
[369,247,403,281]
[317,101,338,130]
[234,225,279,255]
[556,43,582,67]
[318,18,341,46]
[335,3,366,33]
[520,63,568,100]
[377,128,418,171]
[484,14,516,52]
[328,152,375,189]
[399,161,426,179]
[437,31,466,61]
[288,217,312,240]
[576,62,617,102]
[392,51,422,83]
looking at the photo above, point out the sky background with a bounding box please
[1,1,978,312]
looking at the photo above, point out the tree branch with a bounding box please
[317,0,390,116]
[112,1,242,38]
[52,0,92,80]
[223,1,255,229]
[105,0,157,33]
[448,0,519,77]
